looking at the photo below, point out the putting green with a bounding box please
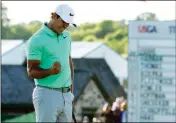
[4,112,35,122]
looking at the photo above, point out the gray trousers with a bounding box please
[32,86,74,122]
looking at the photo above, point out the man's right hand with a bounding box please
[27,60,61,79]
[49,61,61,75]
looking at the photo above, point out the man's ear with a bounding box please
[51,12,57,20]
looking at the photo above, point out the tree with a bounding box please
[105,30,124,41]
[79,23,96,30]
[25,20,42,34]
[1,3,10,26]
[70,31,84,41]
[83,35,97,42]
[9,24,32,40]
[1,3,11,39]
[95,20,117,39]
[136,12,158,20]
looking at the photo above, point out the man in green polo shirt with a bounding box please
[27,4,76,122]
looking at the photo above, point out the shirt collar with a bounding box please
[41,22,63,37]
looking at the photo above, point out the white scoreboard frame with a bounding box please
[128,21,176,122]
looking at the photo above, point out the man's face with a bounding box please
[52,14,69,34]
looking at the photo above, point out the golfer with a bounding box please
[26,4,76,122]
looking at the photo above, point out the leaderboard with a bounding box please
[128,21,176,122]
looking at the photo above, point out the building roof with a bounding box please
[74,69,94,101]
[71,41,103,58]
[73,58,126,101]
[1,65,35,104]
[2,58,126,105]
[1,40,127,80]
[1,40,24,56]
[1,40,103,58]
[71,41,128,80]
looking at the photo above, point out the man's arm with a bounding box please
[27,37,62,79]
[69,56,74,92]
[27,60,61,79]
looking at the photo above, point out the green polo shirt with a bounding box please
[27,23,72,88]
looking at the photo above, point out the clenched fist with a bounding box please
[49,61,61,75]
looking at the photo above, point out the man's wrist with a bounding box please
[47,68,53,76]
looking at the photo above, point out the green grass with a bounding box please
[4,112,35,122]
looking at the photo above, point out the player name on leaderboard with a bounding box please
[128,21,176,122]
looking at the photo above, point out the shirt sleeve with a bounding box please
[27,38,43,60]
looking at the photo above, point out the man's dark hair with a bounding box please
[56,14,61,19]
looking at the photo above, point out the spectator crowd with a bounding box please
[83,96,127,123]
